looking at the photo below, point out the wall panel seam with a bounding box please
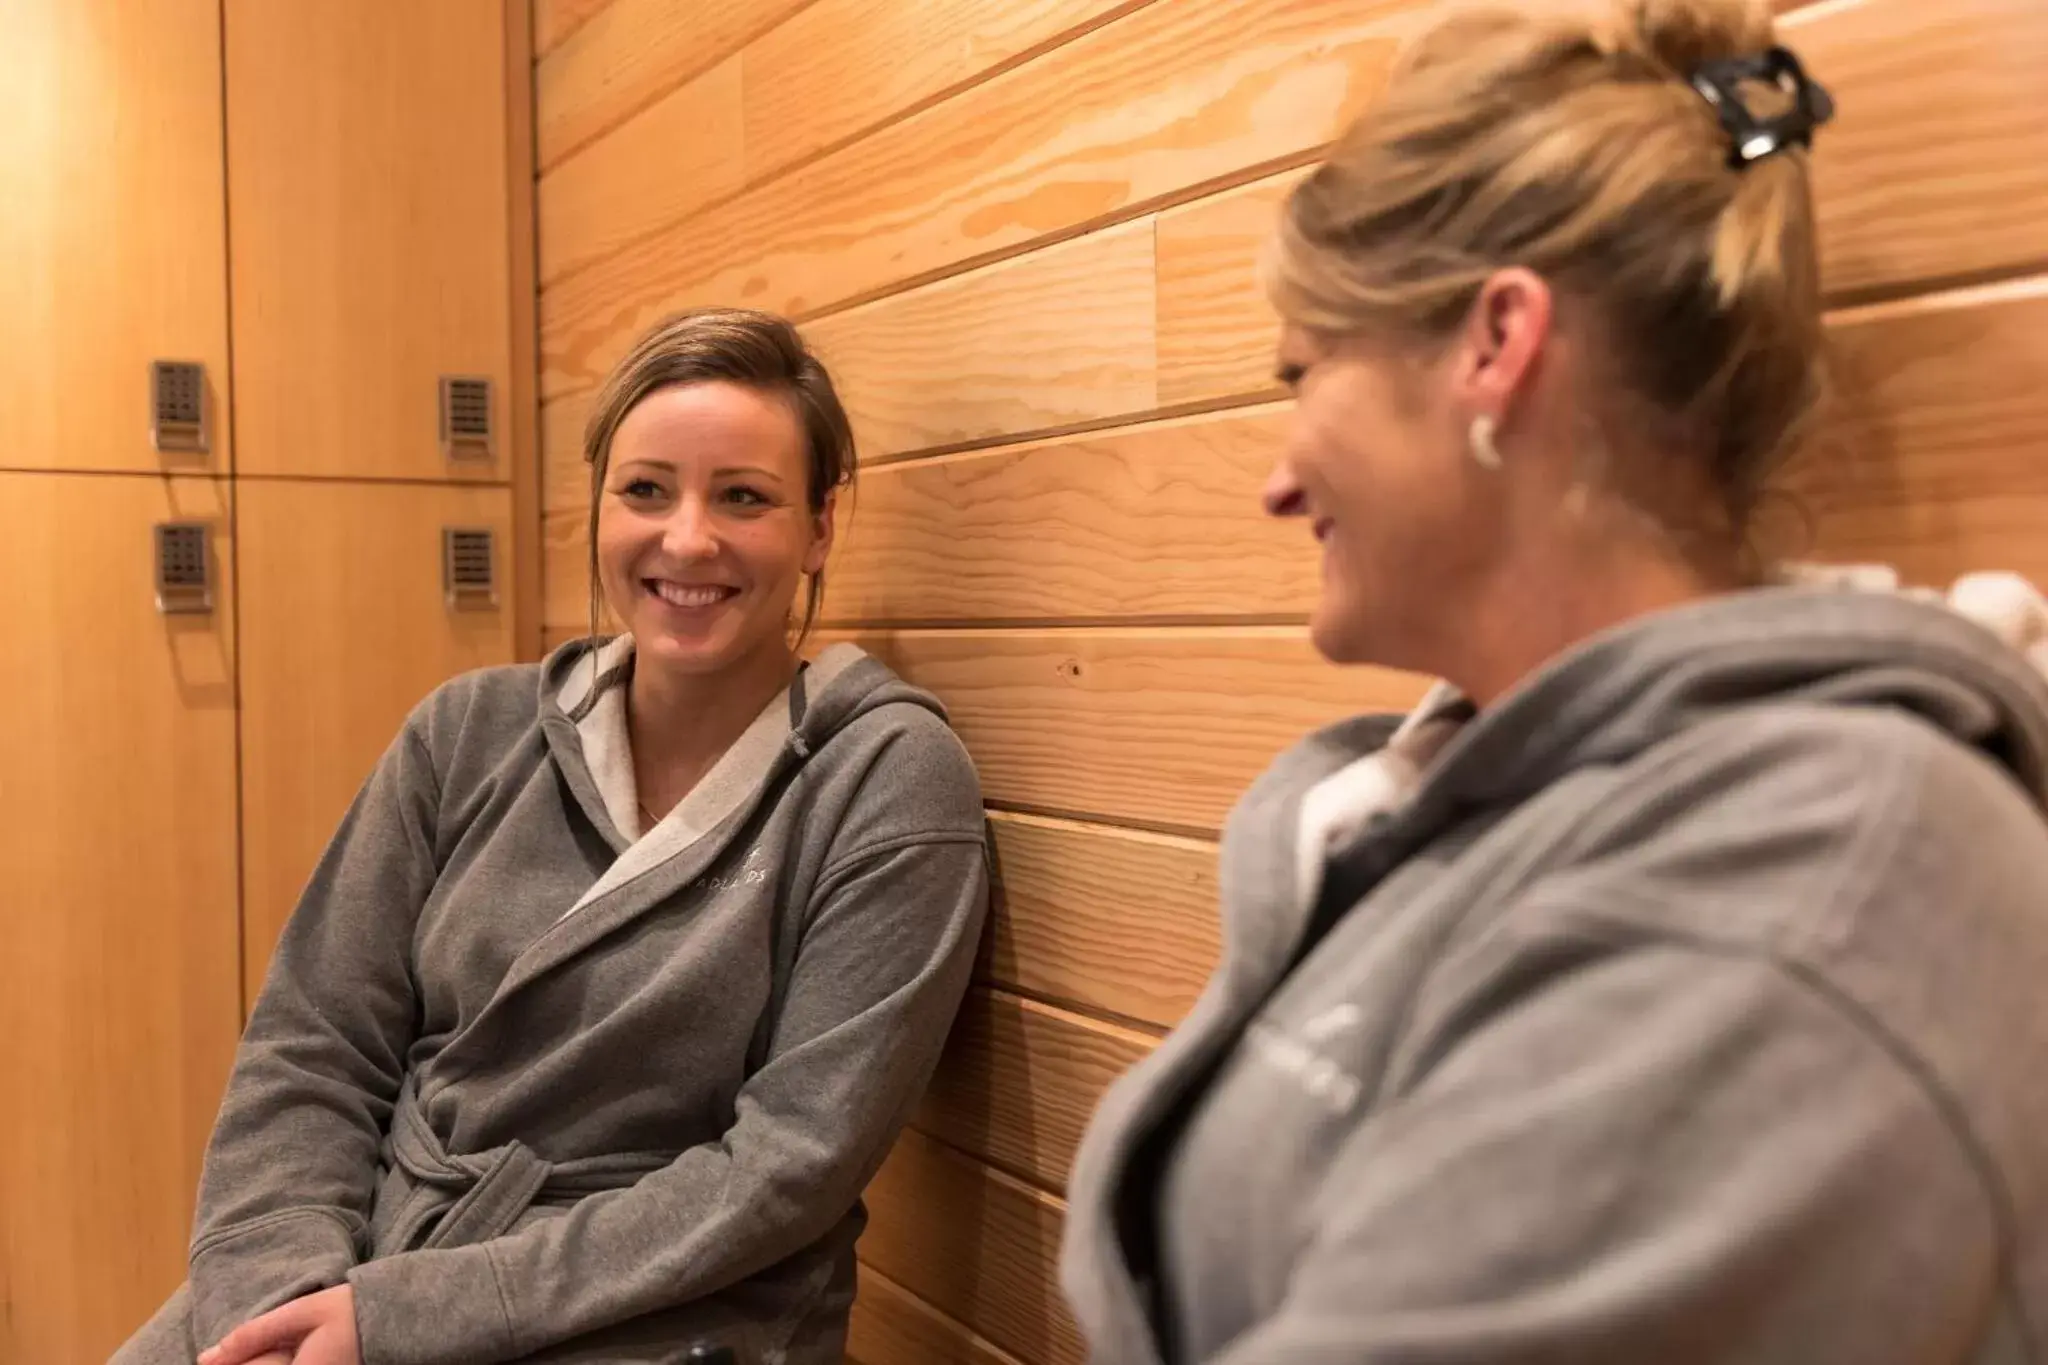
[536,0,1172,295]
[849,1261,1035,1365]
[537,0,829,171]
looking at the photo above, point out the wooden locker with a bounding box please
[237,481,517,1000]
[0,473,242,1362]
[225,0,515,482]
[0,0,231,474]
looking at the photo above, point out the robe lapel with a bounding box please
[484,641,866,1006]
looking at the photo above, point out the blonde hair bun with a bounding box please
[1267,0,1829,530]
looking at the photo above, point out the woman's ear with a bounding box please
[1452,266,1553,425]
[803,491,837,576]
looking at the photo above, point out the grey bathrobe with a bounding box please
[1063,580,2048,1364]
[118,640,989,1365]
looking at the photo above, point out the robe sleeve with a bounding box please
[1193,945,1999,1365]
[185,717,440,1350]
[347,723,989,1365]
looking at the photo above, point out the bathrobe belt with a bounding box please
[385,1080,675,1252]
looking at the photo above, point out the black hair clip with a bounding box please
[1688,46,1835,169]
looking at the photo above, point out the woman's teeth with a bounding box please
[650,581,736,607]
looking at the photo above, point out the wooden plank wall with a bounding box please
[529,0,2048,1359]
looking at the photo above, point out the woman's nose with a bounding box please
[661,497,719,559]
[1262,460,1307,519]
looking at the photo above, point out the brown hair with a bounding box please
[1267,0,1825,536]
[583,307,857,647]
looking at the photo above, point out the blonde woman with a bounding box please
[118,310,989,1365]
[1062,2,2048,1361]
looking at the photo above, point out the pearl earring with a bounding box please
[1468,414,1503,471]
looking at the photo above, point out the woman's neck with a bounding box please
[1430,517,1739,710]
[626,637,799,819]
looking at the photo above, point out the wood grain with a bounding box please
[742,0,1142,182]
[227,0,513,481]
[535,0,809,169]
[0,474,241,1363]
[825,627,1425,833]
[1789,279,2048,587]
[539,0,1406,398]
[1135,0,2048,413]
[543,500,594,635]
[0,0,229,474]
[238,482,517,1003]
[538,56,745,285]
[849,1265,1027,1365]
[1155,170,1299,407]
[533,0,611,57]
[542,389,595,634]
[915,988,1154,1194]
[509,0,544,662]
[808,220,1158,462]
[987,812,1220,1030]
[542,388,595,514]
[861,1128,1081,1365]
[1787,0,2048,301]
[829,404,1310,625]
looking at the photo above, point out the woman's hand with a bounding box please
[199,1284,361,1365]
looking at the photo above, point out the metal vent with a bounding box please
[443,527,497,609]
[151,360,209,453]
[153,522,213,614]
[439,375,494,459]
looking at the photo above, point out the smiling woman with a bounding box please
[113,309,988,1365]
[582,309,856,655]
[1058,1,2048,1362]
[581,310,858,824]
[602,382,824,659]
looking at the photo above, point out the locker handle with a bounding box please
[154,522,213,615]
[151,360,210,455]
[440,376,494,461]
[443,527,498,610]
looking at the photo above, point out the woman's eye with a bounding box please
[616,478,666,501]
[720,485,771,508]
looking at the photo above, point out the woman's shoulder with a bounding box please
[815,695,986,840]
[1569,701,2046,893]
[1642,699,2036,836]
[402,660,550,758]
[1515,702,2048,1017]
[1560,701,2048,1223]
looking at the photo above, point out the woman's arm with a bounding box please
[1197,715,2040,1363]
[1198,940,2001,1364]
[345,728,990,1365]
[187,715,442,1350]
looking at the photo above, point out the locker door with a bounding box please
[226,0,516,482]
[237,481,516,999]
[0,0,231,474]
[0,473,242,1361]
